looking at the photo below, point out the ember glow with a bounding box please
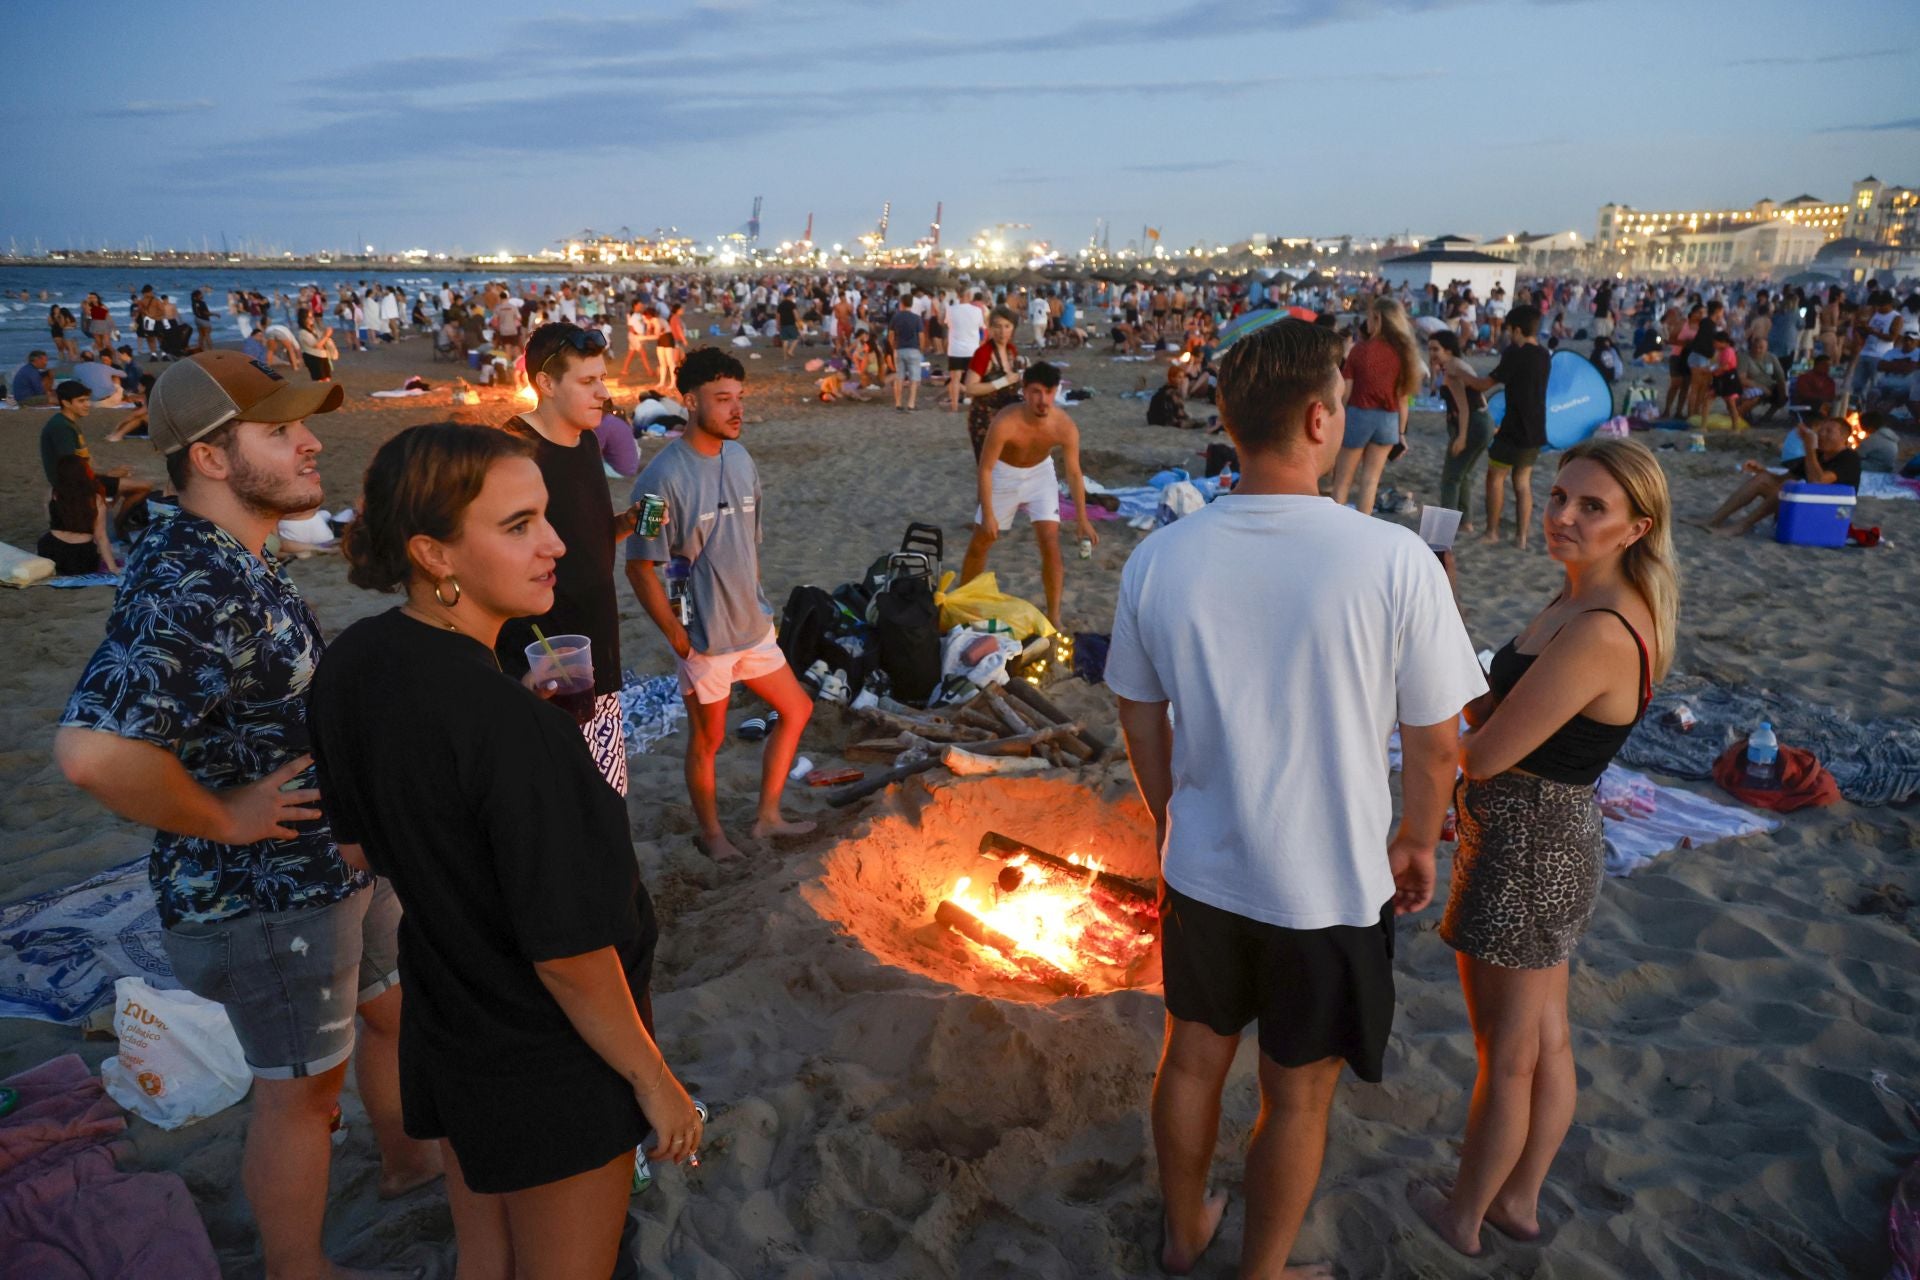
[943,850,1154,983]
[1845,410,1865,449]
[514,383,538,407]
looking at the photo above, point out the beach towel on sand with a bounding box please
[0,1054,218,1279]
[1388,734,1776,875]
[0,860,174,1024]
[619,672,686,754]
[1622,673,1920,806]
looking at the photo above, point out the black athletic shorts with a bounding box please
[1160,885,1395,1082]
[1486,434,1540,471]
[948,354,972,375]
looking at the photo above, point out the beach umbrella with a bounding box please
[1215,306,1293,352]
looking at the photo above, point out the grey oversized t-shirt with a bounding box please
[625,438,773,655]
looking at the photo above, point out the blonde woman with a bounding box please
[1411,437,1679,1258]
[1333,296,1423,518]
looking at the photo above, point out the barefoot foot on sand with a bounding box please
[751,815,816,841]
[376,1152,444,1200]
[695,831,744,861]
[1439,1181,1542,1242]
[1405,1180,1483,1258]
[1159,1190,1229,1275]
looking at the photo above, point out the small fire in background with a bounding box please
[1845,410,1865,449]
[514,382,538,407]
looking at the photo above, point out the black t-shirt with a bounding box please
[1146,385,1187,427]
[1490,343,1551,447]
[1785,448,1861,490]
[496,417,622,696]
[309,609,655,1075]
[777,298,797,326]
[1687,318,1721,359]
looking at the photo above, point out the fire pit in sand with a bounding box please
[805,776,1161,1002]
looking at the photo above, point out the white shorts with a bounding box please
[676,627,788,705]
[975,456,1061,530]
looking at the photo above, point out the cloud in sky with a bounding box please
[107,99,217,118]
[1817,116,1920,134]
[3,0,1916,252]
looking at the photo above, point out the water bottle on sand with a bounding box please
[1744,722,1780,791]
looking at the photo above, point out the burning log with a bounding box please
[979,832,1158,911]
[934,897,1088,997]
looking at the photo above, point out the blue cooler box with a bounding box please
[1775,481,1854,547]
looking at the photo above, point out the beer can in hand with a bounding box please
[637,493,668,538]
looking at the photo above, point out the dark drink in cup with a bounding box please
[548,674,597,725]
[522,634,596,726]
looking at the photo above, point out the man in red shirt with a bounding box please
[1792,353,1837,415]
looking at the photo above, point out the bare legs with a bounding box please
[1330,446,1364,507]
[1035,521,1064,627]
[1350,442,1394,520]
[1698,473,1782,534]
[740,665,816,840]
[354,987,442,1198]
[1477,465,1533,548]
[1151,1016,1339,1278]
[1412,956,1570,1256]
[439,1143,632,1280]
[685,668,817,860]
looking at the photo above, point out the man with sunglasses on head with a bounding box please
[496,322,640,794]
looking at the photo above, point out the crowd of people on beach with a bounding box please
[15,249,1913,1275]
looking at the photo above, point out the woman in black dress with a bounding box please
[310,423,701,1276]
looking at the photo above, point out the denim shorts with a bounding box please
[897,348,925,382]
[1343,406,1400,449]
[1687,352,1713,372]
[162,879,401,1079]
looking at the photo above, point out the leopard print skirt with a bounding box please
[1440,772,1604,970]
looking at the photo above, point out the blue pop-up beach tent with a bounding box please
[1486,350,1613,449]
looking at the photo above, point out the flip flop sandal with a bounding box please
[736,711,779,742]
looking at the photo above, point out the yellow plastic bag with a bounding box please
[934,571,1057,640]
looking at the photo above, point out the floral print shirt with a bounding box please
[61,506,366,928]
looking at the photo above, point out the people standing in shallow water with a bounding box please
[1410,436,1679,1258]
[312,422,703,1278]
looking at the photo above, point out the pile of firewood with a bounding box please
[825,681,1108,807]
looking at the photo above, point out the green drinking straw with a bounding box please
[530,624,563,664]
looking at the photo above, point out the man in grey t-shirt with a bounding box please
[625,347,815,861]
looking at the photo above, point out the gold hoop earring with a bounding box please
[433,575,461,607]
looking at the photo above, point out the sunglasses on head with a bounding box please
[537,325,608,378]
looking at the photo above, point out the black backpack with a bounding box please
[778,585,868,691]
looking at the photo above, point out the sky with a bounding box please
[4,0,1917,258]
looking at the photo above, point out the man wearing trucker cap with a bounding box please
[55,351,440,1279]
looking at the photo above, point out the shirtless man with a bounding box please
[961,362,1099,627]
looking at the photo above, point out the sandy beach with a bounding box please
[2,324,1917,1278]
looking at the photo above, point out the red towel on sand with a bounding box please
[1712,741,1842,812]
[0,1054,218,1279]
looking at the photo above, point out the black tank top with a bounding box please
[1486,608,1652,786]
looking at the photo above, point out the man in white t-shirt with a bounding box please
[1108,318,1483,1277]
[1027,290,1050,348]
[944,290,987,412]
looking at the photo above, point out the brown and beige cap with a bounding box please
[147,351,344,454]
